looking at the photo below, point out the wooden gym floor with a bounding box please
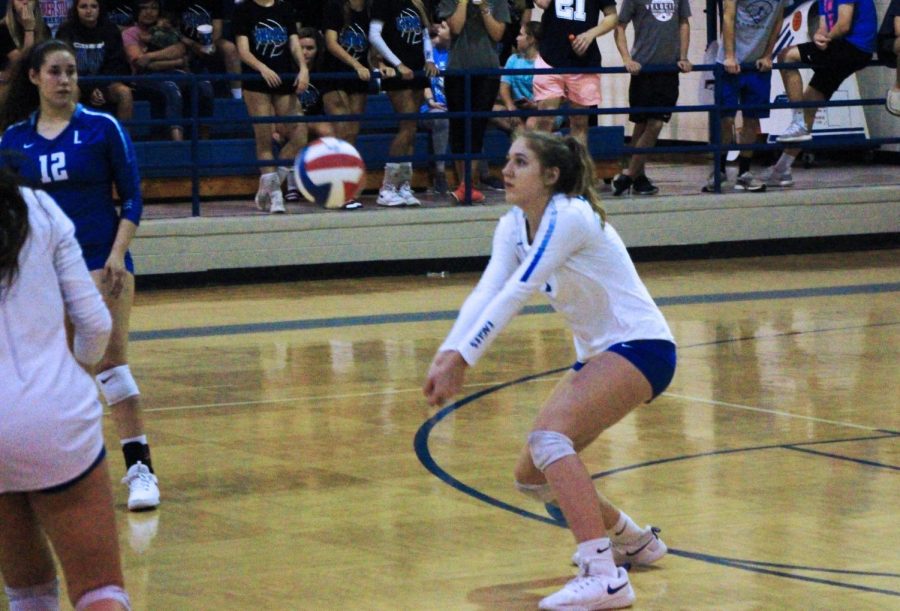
[8,248,900,609]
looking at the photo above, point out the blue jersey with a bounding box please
[0,105,142,260]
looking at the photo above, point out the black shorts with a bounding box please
[380,74,429,92]
[317,73,371,96]
[243,79,297,96]
[798,38,872,100]
[628,71,679,123]
[877,35,898,66]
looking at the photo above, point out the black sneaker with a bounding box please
[632,175,659,196]
[284,186,301,202]
[611,173,633,196]
[433,173,449,195]
[479,175,506,191]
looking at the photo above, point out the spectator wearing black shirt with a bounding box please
[57,0,133,121]
[321,0,371,147]
[880,0,899,115]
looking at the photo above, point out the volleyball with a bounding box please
[294,137,366,209]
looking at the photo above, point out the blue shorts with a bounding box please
[720,70,772,119]
[38,446,106,494]
[573,339,676,400]
[83,245,134,274]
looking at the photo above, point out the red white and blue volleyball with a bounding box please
[294,137,366,209]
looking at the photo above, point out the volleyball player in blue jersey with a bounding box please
[0,40,161,513]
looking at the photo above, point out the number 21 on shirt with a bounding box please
[40,153,68,183]
[555,0,586,22]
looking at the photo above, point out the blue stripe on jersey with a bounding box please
[80,107,135,166]
[519,202,558,282]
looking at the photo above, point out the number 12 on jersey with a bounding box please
[39,152,68,183]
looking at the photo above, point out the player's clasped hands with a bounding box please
[423,350,468,406]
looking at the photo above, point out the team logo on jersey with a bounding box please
[648,0,676,22]
[738,0,777,27]
[73,41,106,76]
[395,8,422,45]
[180,7,212,39]
[299,83,321,114]
[339,24,369,60]
[253,20,288,57]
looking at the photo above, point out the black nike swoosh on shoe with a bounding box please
[99,375,113,384]
[607,581,629,595]
[596,546,610,554]
[625,539,653,557]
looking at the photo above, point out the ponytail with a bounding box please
[0,168,30,297]
[561,135,605,224]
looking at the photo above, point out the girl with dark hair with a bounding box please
[368,0,437,206]
[233,0,309,214]
[0,167,131,611]
[0,39,161,514]
[424,130,676,611]
[56,0,134,123]
[0,0,50,96]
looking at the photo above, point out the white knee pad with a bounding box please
[528,430,576,472]
[96,365,140,406]
[514,480,557,504]
[75,585,131,611]
[5,578,59,611]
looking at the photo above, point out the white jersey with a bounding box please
[0,187,111,492]
[440,194,674,365]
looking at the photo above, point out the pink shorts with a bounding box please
[532,54,602,107]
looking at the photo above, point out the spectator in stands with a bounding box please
[526,0,616,150]
[701,0,783,193]
[57,0,134,122]
[877,0,899,115]
[103,0,134,28]
[166,0,242,99]
[37,0,69,37]
[321,0,371,150]
[0,0,49,98]
[497,21,538,134]
[497,0,530,65]
[438,0,509,205]
[123,0,215,141]
[296,26,371,210]
[233,0,308,214]
[768,0,877,184]
[419,20,450,194]
[369,0,437,207]
[612,0,692,196]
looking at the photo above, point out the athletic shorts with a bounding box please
[877,35,898,66]
[380,73,429,92]
[533,55,602,107]
[40,447,106,493]
[719,70,772,119]
[318,74,371,96]
[628,71,679,123]
[798,39,872,100]
[83,245,134,274]
[573,339,677,400]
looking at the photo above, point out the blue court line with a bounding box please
[131,281,900,342]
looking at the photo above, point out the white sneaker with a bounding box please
[127,511,159,554]
[254,187,270,211]
[398,182,421,206]
[539,564,635,610]
[269,189,286,214]
[701,170,730,193]
[376,185,407,207]
[777,121,812,143]
[734,171,766,192]
[761,166,794,188]
[886,88,900,117]
[122,462,160,511]
[571,526,667,568]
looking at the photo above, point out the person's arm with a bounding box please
[813,15,829,48]
[369,19,409,77]
[722,0,739,73]
[447,0,467,35]
[16,0,37,48]
[325,29,370,80]
[499,79,516,109]
[37,189,112,365]
[826,2,856,39]
[533,0,550,10]
[572,5,616,56]
[756,5,782,71]
[614,22,640,74]
[235,34,282,86]
[480,2,506,43]
[288,33,309,93]
[677,16,691,72]
[103,117,141,298]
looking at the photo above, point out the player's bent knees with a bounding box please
[528,430,576,472]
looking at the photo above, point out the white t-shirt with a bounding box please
[440,194,674,365]
[0,187,111,492]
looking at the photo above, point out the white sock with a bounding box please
[610,511,643,543]
[792,109,804,124]
[231,88,242,99]
[383,163,399,188]
[773,152,796,174]
[120,434,147,446]
[276,166,291,183]
[576,537,617,576]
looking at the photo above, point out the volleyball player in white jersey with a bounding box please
[424,130,676,610]
[0,172,131,610]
